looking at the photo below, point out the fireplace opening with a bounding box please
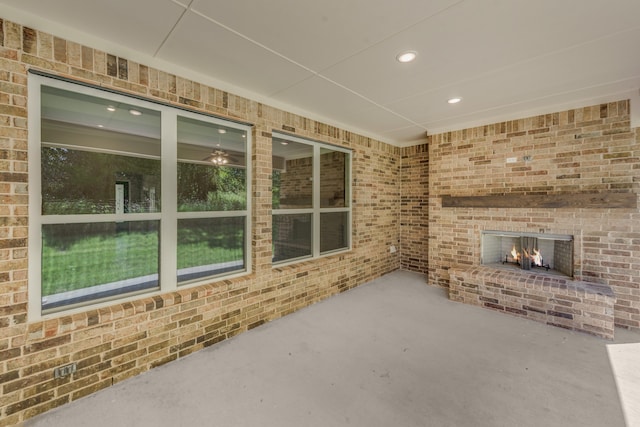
[481,231,573,277]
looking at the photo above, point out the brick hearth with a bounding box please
[450,266,616,339]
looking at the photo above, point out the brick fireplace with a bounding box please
[449,219,616,339]
[428,100,640,337]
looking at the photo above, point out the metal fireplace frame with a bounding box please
[480,230,574,277]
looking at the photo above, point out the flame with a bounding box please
[531,249,542,266]
[509,244,543,267]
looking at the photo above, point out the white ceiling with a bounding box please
[2,0,640,146]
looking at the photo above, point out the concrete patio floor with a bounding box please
[25,270,640,427]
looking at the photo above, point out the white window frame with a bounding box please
[28,74,252,320]
[271,132,352,266]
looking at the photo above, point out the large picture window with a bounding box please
[29,75,251,317]
[272,133,351,264]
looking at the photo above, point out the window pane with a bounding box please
[177,116,247,211]
[320,148,348,208]
[177,217,245,283]
[41,85,161,215]
[41,148,161,214]
[41,221,159,311]
[320,212,349,253]
[273,213,312,262]
[272,138,313,209]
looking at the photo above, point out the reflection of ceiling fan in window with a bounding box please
[202,149,243,165]
[203,149,229,165]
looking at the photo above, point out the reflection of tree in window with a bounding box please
[177,162,246,211]
[272,170,281,209]
[41,147,161,215]
[35,79,251,312]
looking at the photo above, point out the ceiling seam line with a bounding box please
[313,0,467,76]
[315,75,428,131]
[154,0,195,57]
[189,7,319,76]
[188,6,427,131]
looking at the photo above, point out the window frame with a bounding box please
[175,113,250,284]
[28,74,252,320]
[271,132,352,266]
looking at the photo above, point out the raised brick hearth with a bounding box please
[449,266,616,339]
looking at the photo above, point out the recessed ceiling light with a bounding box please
[396,51,417,63]
[106,106,116,112]
[97,124,104,128]
[280,141,289,145]
[448,97,462,104]
[218,129,227,134]
[129,109,143,116]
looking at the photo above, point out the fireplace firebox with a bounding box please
[481,231,573,277]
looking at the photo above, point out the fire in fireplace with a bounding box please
[481,231,573,277]
[506,236,549,270]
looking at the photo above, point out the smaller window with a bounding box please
[272,133,351,264]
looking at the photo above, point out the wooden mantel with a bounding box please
[441,192,637,209]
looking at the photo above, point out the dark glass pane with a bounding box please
[41,221,159,311]
[272,138,313,209]
[320,149,348,208]
[177,116,247,212]
[177,217,245,283]
[272,213,312,262]
[320,212,349,253]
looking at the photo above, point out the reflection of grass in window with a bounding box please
[177,191,246,212]
[42,222,244,297]
[177,241,242,269]
[177,220,244,270]
[42,232,159,296]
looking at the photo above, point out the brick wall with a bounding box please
[0,18,401,425]
[449,266,617,339]
[279,151,347,207]
[320,151,347,206]
[428,101,640,330]
[279,157,312,207]
[400,144,429,273]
